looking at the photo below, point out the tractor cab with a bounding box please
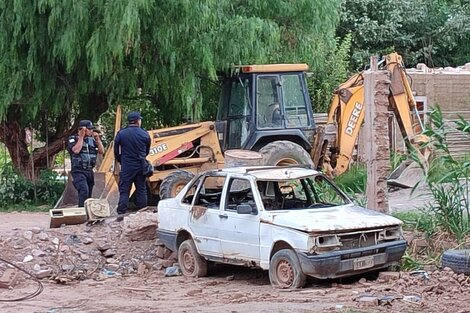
[216,64,316,152]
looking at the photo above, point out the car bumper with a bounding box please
[297,240,407,279]
[157,229,177,252]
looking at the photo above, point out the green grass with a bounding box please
[334,164,366,194]
[392,211,437,237]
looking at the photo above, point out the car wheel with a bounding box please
[269,249,307,289]
[178,239,208,277]
[441,249,470,275]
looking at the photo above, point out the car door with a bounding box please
[218,176,260,262]
[187,174,226,257]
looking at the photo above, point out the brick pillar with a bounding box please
[364,62,391,213]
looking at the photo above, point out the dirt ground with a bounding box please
[1,188,468,313]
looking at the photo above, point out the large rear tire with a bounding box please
[159,170,195,199]
[259,141,314,167]
[178,239,208,277]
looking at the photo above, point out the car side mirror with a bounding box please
[236,204,254,215]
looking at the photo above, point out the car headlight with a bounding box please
[378,227,402,241]
[308,234,342,253]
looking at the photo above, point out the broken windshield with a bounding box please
[256,175,350,211]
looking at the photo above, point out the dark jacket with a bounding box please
[114,125,151,171]
[67,136,99,172]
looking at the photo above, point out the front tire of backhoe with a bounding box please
[159,171,195,199]
[259,141,314,167]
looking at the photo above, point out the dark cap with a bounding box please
[78,120,94,129]
[127,111,143,123]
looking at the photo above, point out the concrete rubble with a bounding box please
[0,211,175,284]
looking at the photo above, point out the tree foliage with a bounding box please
[0,0,340,177]
[338,0,470,68]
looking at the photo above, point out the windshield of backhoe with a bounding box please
[256,175,350,211]
[217,76,252,149]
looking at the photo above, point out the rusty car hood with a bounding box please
[260,204,402,233]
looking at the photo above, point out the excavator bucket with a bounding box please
[387,160,425,188]
[54,106,123,213]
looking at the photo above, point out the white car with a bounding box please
[157,166,406,289]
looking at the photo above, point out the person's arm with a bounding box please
[93,131,105,154]
[114,132,121,163]
[71,128,86,154]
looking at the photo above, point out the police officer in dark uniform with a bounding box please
[114,112,151,216]
[67,120,104,207]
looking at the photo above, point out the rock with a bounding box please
[32,249,47,257]
[164,266,182,277]
[82,237,94,245]
[62,264,74,271]
[35,269,53,279]
[358,278,367,284]
[13,239,26,249]
[33,264,41,271]
[155,238,165,246]
[52,238,60,245]
[122,212,158,241]
[379,271,400,282]
[80,254,89,261]
[163,248,173,260]
[96,242,111,251]
[105,264,120,272]
[37,233,49,241]
[31,227,42,234]
[23,231,33,241]
[156,246,165,259]
[137,263,148,276]
[226,275,235,281]
[23,255,34,263]
[60,245,70,253]
[106,258,117,264]
[102,249,117,258]
[160,259,174,268]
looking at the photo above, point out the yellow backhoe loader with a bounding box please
[56,53,428,211]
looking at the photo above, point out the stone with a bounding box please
[122,212,158,241]
[378,271,400,282]
[156,246,165,259]
[33,264,41,271]
[105,264,120,272]
[37,233,49,241]
[82,237,94,245]
[102,249,117,258]
[62,264,74,271]
[31,227,42,234]
[13,239,26,249]
[161,259,174,268]
[187,289,203,296]
[52,238,60,245]
[35,269,53,279]
[163,248,173,260]
[32,249,47,258]
[23,255,34,263]
[80,254,89,261]
[60,245,70,253]
[226,275,235,281]
[358,278,367,284]
[155,238,165,246]
[96,242,111,251]
[0,269,19,288]
[106,258,117,264]
[23,231,33,241]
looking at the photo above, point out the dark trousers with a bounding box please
[117,169,147,214]
[72,170,94,207]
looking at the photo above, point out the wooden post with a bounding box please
[364,57,391,213]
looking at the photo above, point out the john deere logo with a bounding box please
[345,102,363,136]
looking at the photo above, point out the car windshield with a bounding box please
[256,174,350,211]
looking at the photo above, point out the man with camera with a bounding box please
[67,120,104,207]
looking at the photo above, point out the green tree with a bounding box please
[0,0,340,178]
[337,0,470,68]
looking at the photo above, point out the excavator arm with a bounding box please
[316,53,429,182]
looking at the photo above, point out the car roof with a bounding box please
[209,166,320,180]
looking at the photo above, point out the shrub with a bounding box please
[0,163,65,209]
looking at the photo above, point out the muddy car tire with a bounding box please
[178,239,208,277]
[441,249,470,275]
[269,249,307,289]
[159,171,195,199]
[259,141,314,167]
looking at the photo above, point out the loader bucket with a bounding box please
[387,160,425,188]
[54,171,120,213]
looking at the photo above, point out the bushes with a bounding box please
[0,163,65,209]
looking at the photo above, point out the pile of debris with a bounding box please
[0,211,177,286]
